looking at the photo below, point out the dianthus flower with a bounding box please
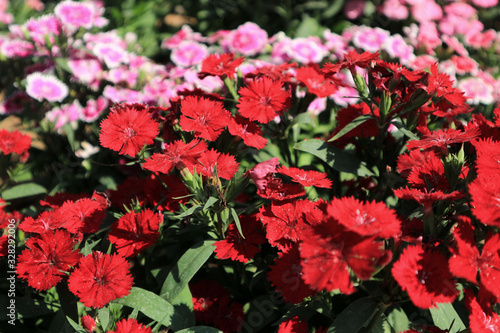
[296,65,338,98]
[227,115,267,149]
[108,209,163,258]
[25,72,68,102]
[108,318,152,333]
[392,245,458,309]
[17,230,81,291]
[68,251,133,308]
[468,174,500,227]
[99,104,159,157]
[237,77,291,123]
[0,129,31,155]
[277,166,332,188]
[200,53,244,78]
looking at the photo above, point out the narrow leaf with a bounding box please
[430,302,466,333]
[2,183,47,200]
[328,297,379,333]
[328,114,373,142]
[391,120,420,140]
[160,240,216,302]
[203,197,219,210]
[230,208,244,239]
[66,316,88,333]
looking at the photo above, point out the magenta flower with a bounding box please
[223,22,268,56]
[26,73,69,102]
[54,0,95,29]
[171,41,208,68]
[92,43,128,68]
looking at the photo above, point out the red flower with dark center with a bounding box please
[68,251,134,308]
[268,245,316,304]
[180,96,231,141]
[194,149,239,180]
[99,104,159,157]
[200,53,245,78]
[406,127,480,152]
[214,215,266,263]
[327,196,401,239]
[142,139,207,174]
[277,166,332,188]
[237,77,291,123]
[406,154,449,192]
[109,319,152,333]
[108,209,163,258]
[296,66,338,98]
[227,114,267,149]
[0,129,31,155]
[392,244,458,309]
[17,230,81,291]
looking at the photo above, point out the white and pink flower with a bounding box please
[68,58,102,84]
[54,1,95,30]
[26,14,62,45]
[286,37,328,64]
[170,41,208,68]
[352,26,390,53]
[45,100,82,130]
[458,77,494,105]
[223,22,268,56]
[80,97,108,122]
[25,72,68,102]
[92,43,129,68]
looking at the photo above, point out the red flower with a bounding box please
[268,245,316,304]
[17,230,81,291]
[200,53,244,78]
[194,149,239,180]
[81,315,96,332]
[108,209,163,258]
[237,77,291,123]
[99,104,159,157]
[0,129,31,155]
[406,127,480,152]
[180,96,231,141]
[465,289,500,333]
[227,114,267,149]
[214,215,266,263]
[296,65,338,98]
[68,251,134,308]
[406,154,449,192]
[469,175,500,227]
[449,217,500,299]
[328,102,379,147]
[327,196,401,239]
[393,187,465,215]
[109,319,152,333]
[277,166,332,188]
[257,177,306,201]
[391,244,458,309]
[300,219,391,294]
[19,211,63,234]
[142,139,208,174]
[472,138,500,175]
[52,198,106,234]
[278,316,308,333]
[427,63,466,106]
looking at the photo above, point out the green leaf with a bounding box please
[80,239,101,256]
[429,302,466,333]
[55,57,73,74]
[328,114,374,142]
[175,327,222,333]
[391,120,420,141]
[113,287,174,327]
[170,285,195,331]
[230,208,244,239]
[174,204,203,219]
[160,240,216,302]
[386,306,409,333]
[327,297,379,333]
[295,15,320,37]
[98,307,110,331]
[66,316,88,333]
[2,183,47,200]
[203,197,219,210]
[294,139,375,177]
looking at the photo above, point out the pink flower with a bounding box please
[26,72,68,102]
[45,101,82,130]
[472,0,498,7]
[171,41,208,68]
[286,37,328,64]
[352,26,390,53]
[450,55,478,75]
[458,77,494,105]
[410,0,442,22]
[161,25,204,49]
[378,0,408,20]
[1,39,35,58]
[26,14,62,45]
[80,97,109,122]
[54,1,95,30]
[344,0,365,20]
[68,58,102,85]
[248,157,280,191]
[92,43,128,68]
[382,34,415,65]
[224,22,268,56]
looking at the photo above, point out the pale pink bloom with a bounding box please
[80,97,108,122]
[409,54,437,70]
[26,14,62,45]
[0,0,13,24]
[207,29,231,45]
[472,0,498,7]
[330,71,359,106]
[344,0,365,20]
[83,31,127,49]
[25,0,44,11]
[54,1,95,30]
[102,86,143,103]
[352,26,390,53]
[68,58,102,84]
[437,60,457,82]
[143,77,177,107]
[170,40,208,68]
[1,39,35,58]
[444,3,476,18]
[410,0,442,22]
[417,21,441,51]
[106,67,138,87]
[161,25,205,49]
[465,29,496,49]
[323,29,347,59]
[270,33,293,64]
[223,22,268,56]
[378,0,408,20]
[182,68,223,93]
[248,157,280,191]
[45,101,82,130]
[450,55,478,76]
[403,23,419,47]
[382,34,415,65]
[441,35,468,56]
[0,92,30,115]
[25,73,68,102]
[92,43,128,68]
[458,77,494,105]
[286,37,328,64]
[307,97,327,116]
[477,70,500,103]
